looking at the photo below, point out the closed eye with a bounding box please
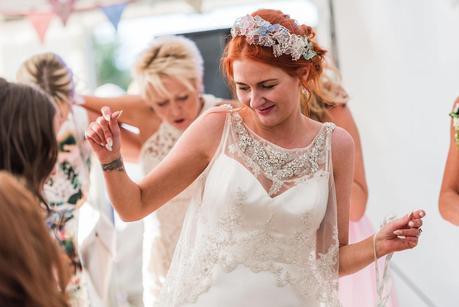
[157,100,169,107]
[177,95,189,101]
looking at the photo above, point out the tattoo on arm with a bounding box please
[102,158,125,172]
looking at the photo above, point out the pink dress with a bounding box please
[339,215,398,307]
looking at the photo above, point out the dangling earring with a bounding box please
[301,86,311,98]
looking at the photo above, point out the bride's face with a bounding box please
[232,57,302,127]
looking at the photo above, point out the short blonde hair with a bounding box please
[16,52,75,107]
[134,35,204,100]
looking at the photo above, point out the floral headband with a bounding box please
[231,14,317,61]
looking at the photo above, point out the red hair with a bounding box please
[222,9,328,114]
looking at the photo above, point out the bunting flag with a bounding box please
[101,2,128,31]
[185,0,203,13]
[28,11,54,43]
[50,0,75,26]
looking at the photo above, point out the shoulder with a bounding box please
[327,103,352,122]
[330,126,354,163]
[451,96,459,111]
[182,105,232,154]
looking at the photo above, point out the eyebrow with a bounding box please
[235,79,278,85]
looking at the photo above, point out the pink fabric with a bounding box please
[339,215,398,307]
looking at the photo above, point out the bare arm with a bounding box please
[439,97,459,225]
[332,127,425,276]
[85,106,227,221]
[81,95,159,129]
[329,104,368,221]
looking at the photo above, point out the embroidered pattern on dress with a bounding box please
[157,110,340,306]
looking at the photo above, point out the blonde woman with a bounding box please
[17,53,93,306]
[81,35,230,304]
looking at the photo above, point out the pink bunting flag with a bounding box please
[28,12,54,44]
[50,0,75,26]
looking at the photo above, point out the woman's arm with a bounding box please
[332,127,425,276]
[329,104,368,221]
[439,98,459,225]
[81,95,159,129]
[85,106,227,221]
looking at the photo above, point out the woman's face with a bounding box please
[232,57,302,127]
[147,77,202,131]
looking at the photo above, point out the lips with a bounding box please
[256,104,275,115]
[174,118,185,124]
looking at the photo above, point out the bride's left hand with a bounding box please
[374,209,425,257]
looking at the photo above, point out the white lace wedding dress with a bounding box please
[140,95,221,306]
[156,107,341,307]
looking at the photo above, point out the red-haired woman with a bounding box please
[86,9,425,306]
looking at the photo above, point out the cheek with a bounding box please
[152,106,170,121]
[235,90,249,105]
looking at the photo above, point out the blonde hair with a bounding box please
[16,52,75,107]
[306,62,349,122]
[0,171,69,307]
[134,35,204,100]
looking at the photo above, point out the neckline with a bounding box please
[233,112,329,153]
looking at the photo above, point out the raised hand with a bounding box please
[84,106,123,164]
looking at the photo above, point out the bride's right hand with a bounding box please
[85,106,123,164]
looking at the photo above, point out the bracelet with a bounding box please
[101,157,124,172]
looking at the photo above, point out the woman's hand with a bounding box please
[374,209,425,258]
[84,106,123,164]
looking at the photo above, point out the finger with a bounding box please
[393,228,421,238]
[111,110,123,120]
[101,106,112,122]
[96,116,113,150]
[92,120,106,144]
[85,126,102,145]
[85,130,105,150]
[108,113,121,141]
[386,213,413,231]
[407,218,423,228]
[411,210,426,219]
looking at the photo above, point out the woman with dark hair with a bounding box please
[0,171,69,307]
[0,77,58,204]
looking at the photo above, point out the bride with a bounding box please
[85,9,425,307]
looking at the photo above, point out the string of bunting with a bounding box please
[0,0,206,44]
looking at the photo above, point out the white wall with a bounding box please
[333,1,459,306]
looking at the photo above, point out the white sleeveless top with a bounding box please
[156,107,340,307]
[139,94,221,304]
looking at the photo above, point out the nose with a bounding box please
[249,90,265,109]
[170,102,182,117]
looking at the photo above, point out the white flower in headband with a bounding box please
[231,15,317,61]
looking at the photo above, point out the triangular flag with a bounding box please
[50,0,75,26]
[185,0,203,13]
[101,2,128,31]
[28,12,54,44]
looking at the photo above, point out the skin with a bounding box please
[439,97,459,225]
[328,105,368,221]
[82,77,231,162]
[85,57,425,276]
